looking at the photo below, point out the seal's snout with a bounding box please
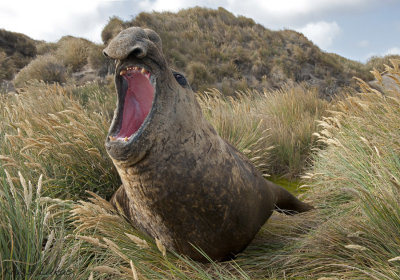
[102,27,160,60]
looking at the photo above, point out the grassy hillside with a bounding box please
[3,7,400,98]
[0,32,110,92]
[0,29,37,80]
[104,7,373,97]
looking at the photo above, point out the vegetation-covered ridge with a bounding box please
[2,7,400,96]
[112,7,373,97]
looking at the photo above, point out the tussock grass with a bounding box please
[256,85,328,177]
[260,59,400,279]
[0,170,90,279]
[0,50,15,81]
[55,37,92,72]
[199,84,328,178]
[367,54,400,73]
[10,34,111,89]
[0,82,119,200]
[198,89,273,176]
[13,54,67,88]
[6,61,400,279]
[0,29,37,77]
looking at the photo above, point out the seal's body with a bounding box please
[104,27,312,262]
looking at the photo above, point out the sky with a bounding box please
[1,0,399,62]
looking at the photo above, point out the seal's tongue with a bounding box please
[117,70,154,139]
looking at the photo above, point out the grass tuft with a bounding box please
[13,54,67,88]
[199,84,328,178]
[0,82,119,200]
[0,170,91,279]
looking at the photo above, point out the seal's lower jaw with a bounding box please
[106,65,156,161]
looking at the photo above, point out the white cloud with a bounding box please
[255,0,368,16]
[149,0,196,12]
[385,47,400,55]
[0,0,114,42]
[0,0,384,47]
[215,0,376,29]
[296,21,341,50]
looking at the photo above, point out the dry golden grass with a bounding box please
[263,59,400,279]
[55,37,92,72]
[198,89,273,176]
[199,84,329,178]
[0,82,119,199]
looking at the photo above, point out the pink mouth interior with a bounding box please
[116,70,154,139]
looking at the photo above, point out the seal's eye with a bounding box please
[174,73,188,87]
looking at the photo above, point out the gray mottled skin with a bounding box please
[104,27,313,262]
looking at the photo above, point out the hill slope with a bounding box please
[0,29,38,80]
[4,7,398,97]
[103,7,372,97]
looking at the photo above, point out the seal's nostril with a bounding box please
[103,50,109,57]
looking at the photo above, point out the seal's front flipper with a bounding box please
[110,185,133,220]
[267,181,314,215]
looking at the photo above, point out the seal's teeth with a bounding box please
[123,66,150,77]
[109,136,116,141]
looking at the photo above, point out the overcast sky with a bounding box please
[1,0,399,62]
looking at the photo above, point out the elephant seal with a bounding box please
[103,27,313,262]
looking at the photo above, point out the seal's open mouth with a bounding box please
[109,66,155,143]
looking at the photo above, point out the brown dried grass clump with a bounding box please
[13,54,67,88]
[55,37,92,72]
